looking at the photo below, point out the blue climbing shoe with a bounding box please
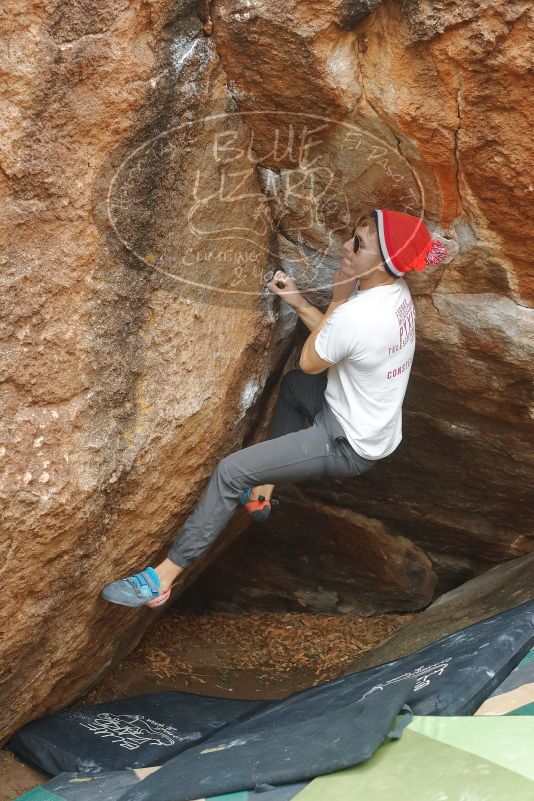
[238,488,280,523]
[100,566,171,608]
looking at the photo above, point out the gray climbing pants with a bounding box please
[168,369,376,568]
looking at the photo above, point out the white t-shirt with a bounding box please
[314,278,416,460]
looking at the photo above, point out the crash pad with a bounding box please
[115,602,534,801]
[294,716,534,801]
[15,771,308,801]
[12,602,534,801]
[9,692,263,775]
[15,791,65,801]
[16,717,534,801]
[476,646,534,715]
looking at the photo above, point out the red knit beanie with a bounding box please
[372,208,448,279]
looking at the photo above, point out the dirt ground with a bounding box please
[0,750,47,801]
[1,608,415,800]
[84,607,416,703]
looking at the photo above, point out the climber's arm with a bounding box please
[299,300,346,374]
[293,300,325,332]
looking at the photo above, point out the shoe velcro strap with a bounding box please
[138,569,159,595]
[125,576,144,598]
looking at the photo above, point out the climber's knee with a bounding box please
[217,453,239,485]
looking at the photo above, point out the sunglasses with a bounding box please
[350,226,380,256]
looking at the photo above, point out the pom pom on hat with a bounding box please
[372,208,448,278]
[425,239,448,266]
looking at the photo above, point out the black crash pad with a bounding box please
[117,602,534,801]
[9,692,263,775]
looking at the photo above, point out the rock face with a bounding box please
[342,552,534,673]
[0,0,296,741]
[0,0,532,740]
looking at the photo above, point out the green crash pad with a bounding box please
[294,716,534,801]
[476,646,534,716]
[15,791,64,801]
[16,776,282,801]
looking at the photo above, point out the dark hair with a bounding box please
[353,211,377,236]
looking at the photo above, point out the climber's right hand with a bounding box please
[265,270,306,310]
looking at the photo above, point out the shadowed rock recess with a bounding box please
[0,0,532,739]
